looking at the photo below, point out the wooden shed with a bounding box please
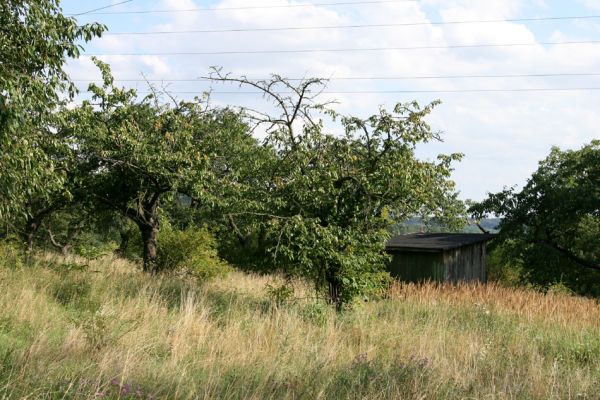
[385,233,496,283]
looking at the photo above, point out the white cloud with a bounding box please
[66,0,600,200]
[577,0,600,11]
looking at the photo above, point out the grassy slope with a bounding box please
[0,255,599,399]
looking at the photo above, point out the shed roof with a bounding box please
[386,233,496,252]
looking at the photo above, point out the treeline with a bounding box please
[1,1,599,306]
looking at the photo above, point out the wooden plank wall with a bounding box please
[443,243,487,283]
[388,252,446,282]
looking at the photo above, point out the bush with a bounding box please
[273,217,393,308]
[49,274,92,308]
[73,240,116,261]
[156,225,230,279]
[266,283,295,306]
[0,239,25,270]
[486,242,523,286]
[300,302,329,326]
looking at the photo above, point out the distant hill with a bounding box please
[464,218,501,233]
[392,217,501,235]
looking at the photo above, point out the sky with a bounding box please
[61,0,600,201]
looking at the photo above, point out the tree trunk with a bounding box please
[140,223,159,273]
[47,227,78,256]
[115,230,130,256]
[326,271,343,311]
[24,217,41,251]
[61,244,72,256]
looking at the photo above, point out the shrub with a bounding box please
[73,239,116,261]
[546,282,575,296]
[299,302,329,326]
[156,225,230,279]
[266,283,295,306]
[49,274,92,307]
[273,218,393,309]
[0,239,25,270]
[486,242,523,286]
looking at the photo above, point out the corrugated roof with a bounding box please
[386,233,496,252]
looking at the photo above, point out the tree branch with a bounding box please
[46,228,63,250]
[542,239,600,272]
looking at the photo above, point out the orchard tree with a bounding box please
[470,141,600,296]
[70,60,254,272]
[211,71,464,307]
[16,105,102,251]
[0,0,104,221]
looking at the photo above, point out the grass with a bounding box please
[0,254,599,399]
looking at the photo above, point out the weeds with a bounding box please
[0,255,598,399]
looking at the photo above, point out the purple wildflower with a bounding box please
[121,382,132,396]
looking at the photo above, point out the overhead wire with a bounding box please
[71,87,600,94]
[67,0,418,16]
[103,15,600,35]
[70,0,134,17]
[71,73,600,82]
[65,2,600,96]
[82,40,600,56]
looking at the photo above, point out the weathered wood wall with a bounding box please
[443,243,486,283]
[388,251,446,282]
[387,243,487,283]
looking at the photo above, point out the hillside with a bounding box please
[1,255,599,399]
[393,218,502,234]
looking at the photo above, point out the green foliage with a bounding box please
[0,0,104,220]
[67,59,255,271]
[73,242,115,261]
[471,141,600,297]
[156,225,231,279]
[299,302,329,326]
[485,242,524,286]
[42,205,120,257]
[49,273,92,308]
[0,239,25,270]
[266,283,295,306]
[272,217,393,306]
[214,73,464,307]
[546,282,575,296]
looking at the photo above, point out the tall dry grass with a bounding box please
[0,253,599,399]
[390,281,600,330]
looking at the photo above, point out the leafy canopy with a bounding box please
[212,72,464,307]
[470,141,600,296]
[0,0,104,219]
[69,60,255,271]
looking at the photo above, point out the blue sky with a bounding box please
[61,0,600,201]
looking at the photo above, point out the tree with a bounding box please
[18,125,87,251]
[212,71,464,307]
[70,60,254,272]
[470,141,600,296]
[0,0,104,221]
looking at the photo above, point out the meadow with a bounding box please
[1,253,599,399]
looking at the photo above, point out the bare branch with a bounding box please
[46,227,63,250]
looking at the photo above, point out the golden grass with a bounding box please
[390,281,600,330]
[0,254,599,399]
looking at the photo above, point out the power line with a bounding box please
[71,73,600,82]
[104,15,600,36]
[83,40,600,56]
[75,88,600,94]
[70,0,133,17]
[68,0,418,16]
